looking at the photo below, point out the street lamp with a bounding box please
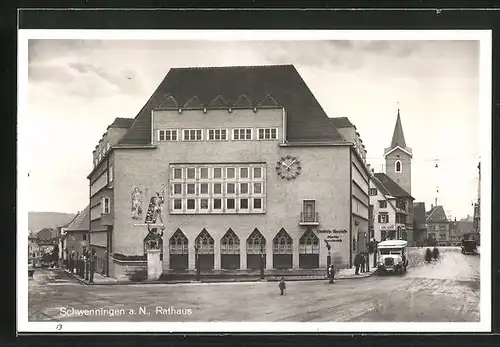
[260,242,265,279]
[325,239,331,267]
[194,243,200,281]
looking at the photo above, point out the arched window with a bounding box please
[273,228,292,254]
[221,229,240,254]
[195,228,214,254]
[395,160,402,173]
[169,228,188,255]
[247,228,266,254]
[299,229,320,254]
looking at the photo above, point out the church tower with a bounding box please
[384,109,413,194]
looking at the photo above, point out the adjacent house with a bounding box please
[425,205,450,246]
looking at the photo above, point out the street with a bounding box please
[28,247,480,322]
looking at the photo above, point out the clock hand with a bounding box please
[282,162,291,169]
[289,159,297,166]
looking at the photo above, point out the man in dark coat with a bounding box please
[278,277,286,295]
[360,253,366,273]
[354,253,361,275]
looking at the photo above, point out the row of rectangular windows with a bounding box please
[170,197,264,213]
[171,166,264,180]
[172,182,263,195]
[158,128,278,142]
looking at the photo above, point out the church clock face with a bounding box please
[275,155,301,180]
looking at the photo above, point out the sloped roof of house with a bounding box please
[371,174,391,197]
[426,205,448,223]
[36,228,57,240]
[328,117,354,129]
[413,202,427,225]
[65,205,90,232]
[117,65,345,145]
[373,173,413,199]
[108,117,135,129]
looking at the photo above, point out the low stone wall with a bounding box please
[111,257,147,282]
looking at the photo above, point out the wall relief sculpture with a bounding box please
[144,184,166,251]
[131,186,143,220]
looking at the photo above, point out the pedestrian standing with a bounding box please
[360,253,366,273]
[354,253,361,275]
[328,265,335,284]
[278,277,286,295]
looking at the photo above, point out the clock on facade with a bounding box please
[275,155,302,180]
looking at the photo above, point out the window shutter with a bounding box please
[387,215,389,223]
[378,215,381,223]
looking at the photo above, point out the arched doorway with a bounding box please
[169,228,188,270]
[195,228,215,270]
[299,229,319,268]
[221,229,240,269]
[246,228,266,270]
[273,228,293,269]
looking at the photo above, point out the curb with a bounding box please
[62,269,378,285]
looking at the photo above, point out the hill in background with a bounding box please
[28,212,76,233]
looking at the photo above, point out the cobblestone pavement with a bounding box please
[28,247,480,322]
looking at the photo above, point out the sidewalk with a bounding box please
[64,267,377,285]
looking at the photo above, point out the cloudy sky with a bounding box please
[24,38,481,219]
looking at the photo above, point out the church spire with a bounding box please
[390,108,407,148]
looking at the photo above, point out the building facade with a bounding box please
[64,206,90,268]
[425,205,450,245]
[370,173,414,242]
[412,202,427,245]
[87,65,371,279]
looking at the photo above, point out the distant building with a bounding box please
[64,206,90,267]
[412,202,427,244]
[28,232,41,262]
[425,205,449,245]
[35,228,58,255]
[473,161,480,237]
[370,172,414,242]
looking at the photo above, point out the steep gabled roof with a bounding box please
[373,173,413,199]
[413,202,427,225]
[66,205,90,232]
[371,175,391,196]
[426,205,448,223]
[390,109,407,148]
[118,65,344,145]
[328,117,354,129]
[108,117,135,129]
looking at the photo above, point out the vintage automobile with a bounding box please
[376,240,408,275]
[461,239,478,255]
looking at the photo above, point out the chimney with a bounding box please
[431,204,434,210]
[434,197,437,206]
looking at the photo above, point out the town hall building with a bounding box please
[87,65,371,280]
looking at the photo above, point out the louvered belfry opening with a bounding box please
[195,228,215,270]
[169,228,188,270]
[273,228,293,269]
[246,228,266,270]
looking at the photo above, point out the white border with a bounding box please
[17,29,491,333]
